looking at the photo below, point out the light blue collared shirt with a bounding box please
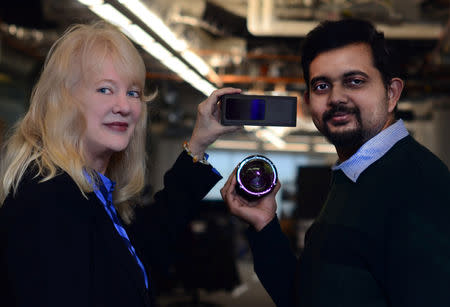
[332,119,409,182]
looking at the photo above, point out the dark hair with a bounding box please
[301,18,400,92]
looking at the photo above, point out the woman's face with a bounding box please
[76,56,143,170]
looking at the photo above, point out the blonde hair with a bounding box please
[0,21,155,224]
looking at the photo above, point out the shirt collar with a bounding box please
[332,119,409,182]
[84,170,116,205]
[96,172,115,194]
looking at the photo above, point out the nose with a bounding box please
[328,84,348,106]
[112,94,131,115]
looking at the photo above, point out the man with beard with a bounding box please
[221,18,450,307]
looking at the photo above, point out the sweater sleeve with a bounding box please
[246,217,298,307]
[127,150,222,274]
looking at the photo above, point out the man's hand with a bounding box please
[221,168,280,231]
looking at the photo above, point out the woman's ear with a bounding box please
[387,78,404,113]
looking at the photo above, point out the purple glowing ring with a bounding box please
[236,155,277,197]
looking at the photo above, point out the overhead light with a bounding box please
[243,126,259,132]
[194,79,217,95]
[6,24,14,35]
[115,0,219,81]
[161,56,190,75]
[78,0,217,96]
[244,126,289,149]
[121,24,154,46]
[78,0,103,5]
[89,3,132,28]
[284,143,310,152]
[264,142,310,152]
[211,140,259,150]
[313,143,336,154]
[255,129,286,149]
[266,126,290,137]
[117,0,187,51]
[181,50,210,76]
[115,0,220,86]
[141,41,173,62]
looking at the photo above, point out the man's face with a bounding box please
[304,43,401,151]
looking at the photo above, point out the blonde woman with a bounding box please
[0,22,241,307]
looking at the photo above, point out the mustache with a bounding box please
[322,104,359,122]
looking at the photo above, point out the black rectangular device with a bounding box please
[220,94,297,127]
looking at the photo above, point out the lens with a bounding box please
[241,160,272,191]
[236,155,277,200]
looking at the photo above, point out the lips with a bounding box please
[330,112,352,124]
[323,105,358,125]
[104,122,129,132]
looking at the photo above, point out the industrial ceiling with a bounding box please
[1,0,449,151]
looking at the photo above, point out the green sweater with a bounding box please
[248,136,450,306]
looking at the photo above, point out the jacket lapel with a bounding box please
[89,195,149,302]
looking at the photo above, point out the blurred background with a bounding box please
[1,1,449,306]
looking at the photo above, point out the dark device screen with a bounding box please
[225,98,265,120]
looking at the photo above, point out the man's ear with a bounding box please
[387,78,404,113]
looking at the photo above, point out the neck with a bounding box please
[335,116,397,163]
[85,152,111,174]
[336,146,359,163]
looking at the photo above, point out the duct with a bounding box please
[167,1,248,67]
[0,21,62,78]
[0,42,38,78]
[247,0,444,40]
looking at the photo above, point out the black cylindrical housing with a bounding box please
[235,155,278,201]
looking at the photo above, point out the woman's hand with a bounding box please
[220,168,280,231]
[188,87,243,158]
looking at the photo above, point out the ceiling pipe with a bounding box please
[247,0,444,40]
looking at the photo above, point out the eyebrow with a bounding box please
[310,70,370,86]
[95,79,115,85]
[343,70,369,79]
[310,76,329,86]
[96,79,141,90]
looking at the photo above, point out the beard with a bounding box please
[321,104,365,148]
